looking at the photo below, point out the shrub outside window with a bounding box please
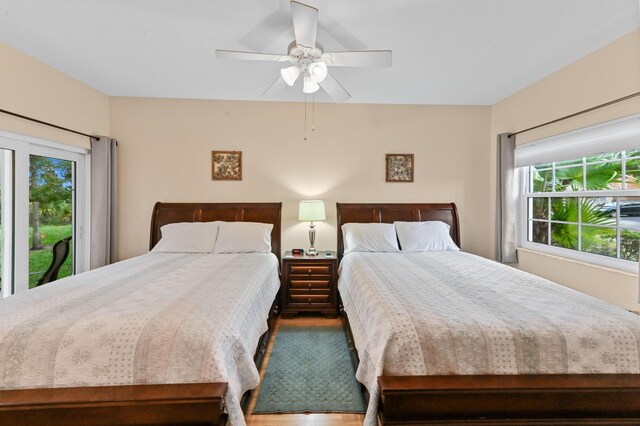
[523,149,640,266]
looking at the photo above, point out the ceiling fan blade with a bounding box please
[215,49,290,62]
[262,76,289,98]
[322,50,392,67]
[290,1,318,48]
[319,72,351,103]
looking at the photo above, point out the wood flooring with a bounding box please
[245,316,366,426]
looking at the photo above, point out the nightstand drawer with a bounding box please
[289,265,331,275]
[290,280,331,290]
[289,273,331,281]
[289,290,330,297]
[281,251,338,318]
[289,294,330,304]
[287,274,333,283]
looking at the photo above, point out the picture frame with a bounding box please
[385,153,414,182]
[211,151,242,181]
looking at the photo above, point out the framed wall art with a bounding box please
[385,153,414,182]
[212,151,242,181]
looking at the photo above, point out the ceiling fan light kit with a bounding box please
[281,66,301,86]
[308,61,327,83]
[215,0,392,103]
[303,74,320,94]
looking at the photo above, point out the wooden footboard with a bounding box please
[378,374,640,425]
[345,299,640,425]
[0,382,228,426]
[0,294,281,425]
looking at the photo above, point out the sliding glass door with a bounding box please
[0,131,89,297]
[28,152,82,288]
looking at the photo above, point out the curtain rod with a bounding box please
[4,90,638,140]
[513,91,640,136]
[0,108,96,139]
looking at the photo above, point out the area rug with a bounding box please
[252,326,366,414]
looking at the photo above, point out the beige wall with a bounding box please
[109,97,491,261]
[0,42,109,147]
[2,28,638,311]
[490,29,640,311]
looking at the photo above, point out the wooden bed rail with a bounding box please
[0,382,228,426]
[378,374,640,425]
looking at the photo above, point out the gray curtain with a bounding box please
[90,137,118,269]
[496,133,518,263]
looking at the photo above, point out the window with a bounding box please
[516,115,640,272]
[0,130,89,297]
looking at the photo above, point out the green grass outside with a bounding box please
[28,224,72,288]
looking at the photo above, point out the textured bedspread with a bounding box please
[0,252,280,426]
[338,252,640,425]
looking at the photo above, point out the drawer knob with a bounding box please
[308,283,312,288]
[307,269,312,274]
[308,298,311,304]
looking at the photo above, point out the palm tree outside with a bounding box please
[527,150,640,262]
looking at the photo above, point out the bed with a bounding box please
[0,202,282,426]
[336,202,640,426]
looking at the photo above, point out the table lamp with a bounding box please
[298,200,326,256]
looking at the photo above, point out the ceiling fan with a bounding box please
[215,1,392,103]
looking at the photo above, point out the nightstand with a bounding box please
[281,251,338,318]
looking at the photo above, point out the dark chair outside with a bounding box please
[36,236,72,286]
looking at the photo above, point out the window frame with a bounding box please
[517,163,640,273]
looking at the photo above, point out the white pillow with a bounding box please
[394,221,460,252]
[151,222,219,253]
[214,221,273,254]
[342,223,400,254]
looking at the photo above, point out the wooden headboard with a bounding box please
[336,202,460,260]
[149,202,282,262]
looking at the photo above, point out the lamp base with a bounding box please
[307,222,318,256]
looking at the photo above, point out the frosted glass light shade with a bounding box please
[298,200,326,222]
[303,74,320,94]
[308,61,327,83]
[281,66,301,86]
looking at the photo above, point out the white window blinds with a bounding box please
[515,113,640,167]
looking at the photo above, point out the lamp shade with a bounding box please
[308,61,328,83]
[298,200,326,222]
[281,66,301,86]
[302,74,320,94]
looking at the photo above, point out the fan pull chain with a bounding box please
[312,93,315,133]
[304,93,307,141]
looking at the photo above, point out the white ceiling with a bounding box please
[0,0,638,105]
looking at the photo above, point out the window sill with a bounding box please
[516,244,638,276]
